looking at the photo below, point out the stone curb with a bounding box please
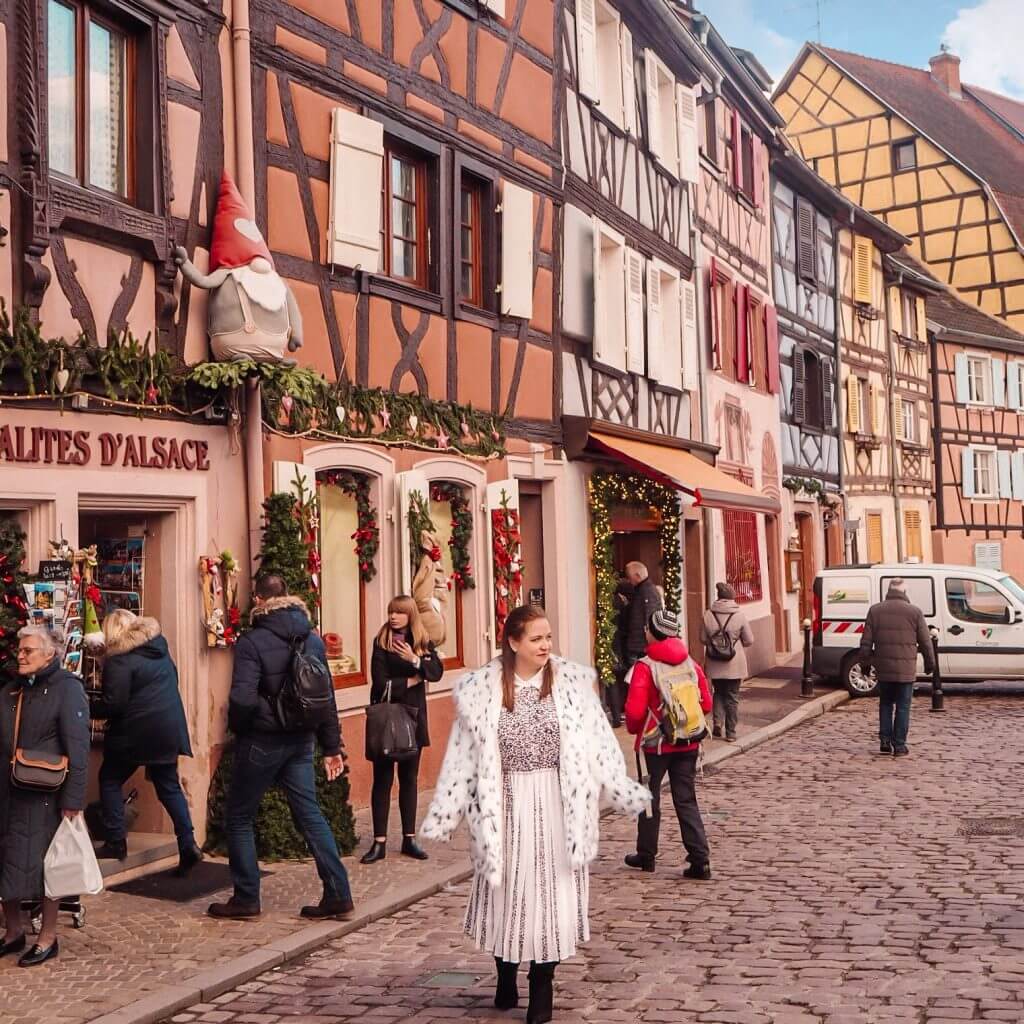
[90,687,848,1024]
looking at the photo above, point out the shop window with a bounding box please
[722,509,762,603]
[380,140,435,289]
[945,578,1010,624]
[319,479,367,687]
[429,481,468,668]
[893,139,916,171]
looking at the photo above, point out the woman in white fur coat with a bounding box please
[421,605,650,1023]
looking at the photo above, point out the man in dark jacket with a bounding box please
[623,562,663,668]
[208,574,353,920]
[858,578,935,757]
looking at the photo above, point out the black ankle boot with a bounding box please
[97,839,127,861]
[527,960,556,1023]
[401,836,429,860]
[494,957,519,1010]
[360,841,386,864]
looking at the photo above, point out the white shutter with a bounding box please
[992,358,1006,407]
[998,450,1013,498]
[272,460,313,498]
[591,217,603,361]
[677,83,699,183]
[575,0,598,99]
[1009,361,1023,411]
[482,0,505,13]
[500,181,534,318]
[485,479,521,656]
[625,248,645,374]
[593,220,626,371]
[681,279,699,392]
[646,261,663,382]
[954,352,970,403]
[975,541,1002,571]
[1012,451,1024,501]
[962,447,976,499]
[396,470,430,595]
[328,109,384,271]
[893,395,905,441]
[645,50,661,160]
[620,23,636,133]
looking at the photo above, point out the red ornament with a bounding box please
[146,383,159,404]
[429,545,442,562]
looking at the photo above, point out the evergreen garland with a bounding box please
[430,481,475,589]
[254,491,318,615]
[317,470,379,582]
[0,519,29,679]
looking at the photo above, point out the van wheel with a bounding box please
[841,653,878,697]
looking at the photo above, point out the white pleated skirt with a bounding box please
[464,768,590,964]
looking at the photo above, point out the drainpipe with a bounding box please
[232,0,263,574]
[691,223,715,608]
[885,268,905,562]
[835,214,849,562]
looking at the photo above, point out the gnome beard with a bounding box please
[228,260,288,313]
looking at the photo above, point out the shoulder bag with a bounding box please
[365,680,419,762]
[10,689,69,792]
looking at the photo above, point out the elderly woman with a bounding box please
[0,625,89,966]
[92,610,200,876]
[422,605,650,1023]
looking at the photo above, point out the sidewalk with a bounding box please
[1,667,841,1024]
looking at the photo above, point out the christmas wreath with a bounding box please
[491,488,523,643]
[317,470,379,582]
[429,481,476,590]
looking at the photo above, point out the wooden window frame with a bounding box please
[892,139,917,172]
[966,355,992,406]
[454,154,498,324]
[802,349,824,432]
[901,397,917,445]
[700,91,718,166]
[739,125,755,202]
[972,447,997,500]
[382,143,431,289]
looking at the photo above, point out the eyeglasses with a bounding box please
[17,647,43,657]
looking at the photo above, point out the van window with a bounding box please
[882,576,935,617]
[945,578,1010,624]
[822,575,872,618]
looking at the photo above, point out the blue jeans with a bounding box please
[100,756,196,853]
[878,682,914,749]
[226,735,351,906]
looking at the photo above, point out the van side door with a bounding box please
[940,576,1021,679]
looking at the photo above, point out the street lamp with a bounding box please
[801,618,814,698]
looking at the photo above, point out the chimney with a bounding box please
[929,47,962,98]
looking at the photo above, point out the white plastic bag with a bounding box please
[44,816,104,899]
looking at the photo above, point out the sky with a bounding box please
[698,0,1024,100]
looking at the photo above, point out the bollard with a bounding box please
[801,618,814,698]
[929,626,944,712]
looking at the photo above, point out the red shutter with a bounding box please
[765,302,780,394]
[709,259,721,370]
[731,108,742,190]
[752,137,763,208]
[736,284,749,383]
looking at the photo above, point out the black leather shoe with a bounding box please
[526,961,556,1024]
[894,746,910,757]
[879,740,893,754]
[360,840,387,864]
[401,837,429,860]
[624,853,655,872]
[494,957,519,1010]
[0,934,26,958]
[175,843,204,877]
[300,896,354,919]
[207,898,261,919]
[18,939,58,967]
[683,862,712,880]
[96,839,127,860]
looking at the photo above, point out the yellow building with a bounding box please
[774,45,1024,331]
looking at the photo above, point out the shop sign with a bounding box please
[0,425,211,471]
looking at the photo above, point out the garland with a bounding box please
[317,470,379,582]
[430,481,475,589]
[588,471,681,686]
[491,487,522,644]
[782,476,832,506]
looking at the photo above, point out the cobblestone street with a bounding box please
[170,696,1024,1024]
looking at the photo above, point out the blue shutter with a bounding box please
[962,447,975,498]
[1012,452,1024,501]
[1008,361,1022,412]
[998,450,1012,498]
[955,353,970,403]
[993,359,1006,407]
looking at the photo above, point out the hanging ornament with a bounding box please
[408,413,419,433]
[55,351,70,393]
[492,426,500,441]
[281,394,294,418]
[461,420,471,437]
[146,383,159,404]
[435,423,450,449]
[380,403,391,429]
[335,405,347,426]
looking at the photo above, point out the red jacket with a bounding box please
[624,637,713,753]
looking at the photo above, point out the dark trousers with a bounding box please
[712,679,741,738]
[99,755,195,853]
[370,751,421,837]
[226,735,351,906]
[636,749,709,866]
[878,681,913,749]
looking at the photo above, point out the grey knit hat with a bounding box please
[648,608,682,640]
[716,582,735,600]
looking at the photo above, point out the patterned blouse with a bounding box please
[498,670,560,773]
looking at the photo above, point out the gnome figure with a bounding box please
[174,171,303,365]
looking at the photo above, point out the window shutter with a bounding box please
[904,510,923,561]
[328,109,384,271]
[644,51,661,159]
[796,198,816,282]
[867,513,883,564]
[682,279,698,392]
[646,261,663,382]
[625,248,645,374]
[791,345,806,424]
[1008,362,1022,411]
[869,382,881,435]
[751,137,764,208]
[915,296,927,343]
[591,218,603,361]
[893,395,905,441]
[485,479,521,654]
[975,541,1002,571]
[822,358,835,428]
[847,376,862,433]
[271,460,314,499]
[764,303,780,394]
[735,284,749,384]
[962,447,976,498]
[999,450,1013,498]
[1012,451,1024,501]
[620,23,636,133]
[575,0,598,99]
[730,108,742,190]
[709,267,722,370]
[500,181,534,318]
[852,236,873,305]
[992,358,1006,407]
[954,353,970,403]
[396,470,430,595]
[889,287,903,337]
[676,84,699,183]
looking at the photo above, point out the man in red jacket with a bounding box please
[623,609,713,879]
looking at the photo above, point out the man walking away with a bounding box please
[700,583,754,742]
[623,562,663,672]
[208,574,353,920]
[858,578,934,757]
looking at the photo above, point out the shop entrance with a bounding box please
[611,506,665,595]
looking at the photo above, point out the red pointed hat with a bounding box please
[209,170,274,271]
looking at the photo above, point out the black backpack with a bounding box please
[273,634,335,731]
[705,611,737,662]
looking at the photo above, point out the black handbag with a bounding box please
[365,681,419,762]
[9,690,69,792]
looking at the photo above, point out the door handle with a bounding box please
[948,625,964,636]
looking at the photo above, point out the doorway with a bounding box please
[683,519,705,652]
[765,514,787,652]
[796,511,816,623]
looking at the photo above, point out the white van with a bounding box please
[812,563,1024,696]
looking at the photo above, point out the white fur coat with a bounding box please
[420,656,651,886]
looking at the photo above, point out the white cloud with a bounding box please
[699,0,802,89]
[942,0,1024,98]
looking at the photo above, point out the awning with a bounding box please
[590,431,781,514]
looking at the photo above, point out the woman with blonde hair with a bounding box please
[421,605,650,1023]
[360,595,443,864]
[92,609,200,876]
